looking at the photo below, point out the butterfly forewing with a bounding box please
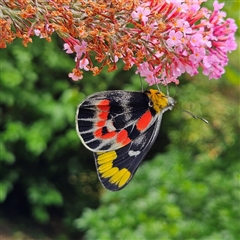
[76,91,157,152]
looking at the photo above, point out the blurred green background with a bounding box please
[0,2,239,240]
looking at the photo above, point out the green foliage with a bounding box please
[74,35,240,239]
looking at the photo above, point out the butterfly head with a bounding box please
[145,89,176,113]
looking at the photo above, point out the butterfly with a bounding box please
[76,89,175,191]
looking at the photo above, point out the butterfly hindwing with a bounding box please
[76,90,156,152]
[94,115,163,191]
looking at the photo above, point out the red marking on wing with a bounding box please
[96,120,106,127]
[97,100,110,120]
[94,100,117,139]
[94,128,103,138]
[116,129,131,146]
[94,126,117,139]
[136,110,152,131]
[98,112,108,119]
[101,132,117,139]
[97,100,110,111]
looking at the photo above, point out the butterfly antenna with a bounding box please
[175,107,209,124]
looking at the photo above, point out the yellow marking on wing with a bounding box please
[96,151,131,188]
[109,168,131,187]
[101,167,119,178]
[98,162,113,173]
[97,151,117,164]
[118,169,131,187]
[146,89,168,113]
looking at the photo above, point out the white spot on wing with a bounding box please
[128,150,141,157]
[105,120,116,131]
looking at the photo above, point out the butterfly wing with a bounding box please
[94,113,163,191]
[76,90,156,152]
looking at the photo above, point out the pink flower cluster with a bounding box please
[64,0,237,85]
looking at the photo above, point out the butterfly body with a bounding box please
[76,89,175,191]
